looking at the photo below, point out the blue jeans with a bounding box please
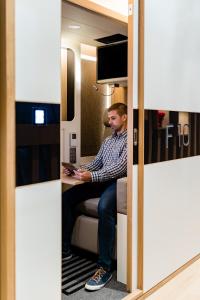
[62,180,117,271]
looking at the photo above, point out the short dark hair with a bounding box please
[107,102,127,116]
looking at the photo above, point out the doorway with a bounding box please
[61,1,132,298]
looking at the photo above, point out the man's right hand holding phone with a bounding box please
[72,169,92,182]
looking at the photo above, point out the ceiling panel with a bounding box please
[62,1,128,46]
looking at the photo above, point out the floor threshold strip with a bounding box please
[62,260,94,277]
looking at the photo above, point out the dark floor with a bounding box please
[62,247,128,300]
[62,271,128,300]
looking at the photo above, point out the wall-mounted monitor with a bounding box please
[97,41,128,84]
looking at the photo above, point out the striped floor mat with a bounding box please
[62,253,97,295]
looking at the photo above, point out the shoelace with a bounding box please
[92,267,106,283]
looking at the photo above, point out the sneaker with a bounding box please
[85,267,112,291]
[62,250,72,261]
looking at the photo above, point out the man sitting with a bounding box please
[62,102,127,291]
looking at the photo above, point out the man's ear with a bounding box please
[122,114,127,122]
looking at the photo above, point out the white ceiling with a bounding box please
[62,1,128,47]
[89,0,128,17]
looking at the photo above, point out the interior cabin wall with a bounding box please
[61,40,81,166]
[111,86,127,104]
[81,58,128,157]
[15,0,61,299]
[81,59,106,157]
[142,0,200,291]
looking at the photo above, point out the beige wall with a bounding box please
[81,59,105,156]
[112,86,127,104]
[81,59,128,156]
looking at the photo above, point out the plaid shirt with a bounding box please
[83,130,127,182]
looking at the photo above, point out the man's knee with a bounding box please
[98,201,106,216]
[97,196,116,217]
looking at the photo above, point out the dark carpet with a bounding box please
[62,249,128,299]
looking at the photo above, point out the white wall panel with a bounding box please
[144,0,200,112]
[143,157,200,291]
[117,213,127,284]
[116,165,138,287]
[15,0,61,102]
[16,180,61,300]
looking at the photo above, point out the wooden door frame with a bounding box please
[0,1,135,299]
[137,0,145,291]
[0,0,15,300]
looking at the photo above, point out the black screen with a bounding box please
[97,41,127,81]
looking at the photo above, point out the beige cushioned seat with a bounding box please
[71,177,127,255]
[76,198,99,218]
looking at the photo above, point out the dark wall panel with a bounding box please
[143,109,200,164]
[16,102,60,186]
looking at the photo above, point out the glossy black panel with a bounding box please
[16,102,60,186]
[67,49,75,121]
[133,109,138,165]
[144,110,200,164]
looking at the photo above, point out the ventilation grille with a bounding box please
[95,34,127,44]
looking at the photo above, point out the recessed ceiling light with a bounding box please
[68,25,81,29]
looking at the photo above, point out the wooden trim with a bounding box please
[125,255,200,300]
[65,0,128,23]
[123,289,143,300]
[127,0,134,292]
[0,0,15,300]
[137,254,200,299]
[137,0,145,290]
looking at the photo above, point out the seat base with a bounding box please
[71,215,117,258]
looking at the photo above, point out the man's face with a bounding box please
[108,110,127,132]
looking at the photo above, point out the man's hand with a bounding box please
[63,167,72,176]
[73,170,92,182]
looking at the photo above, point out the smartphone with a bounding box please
[62,162,77,174]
